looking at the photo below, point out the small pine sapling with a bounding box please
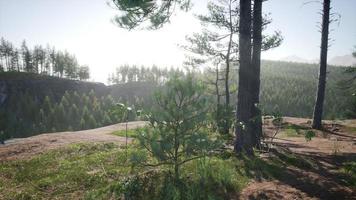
[136,75,221,183]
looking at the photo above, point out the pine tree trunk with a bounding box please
[224,48,231,135]
[312,0,330,130]
[235,0,253,155]
[215,66,221,125]
[251,0,263,147]
[224,0,233,135]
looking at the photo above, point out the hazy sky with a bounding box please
[1,0,355,83]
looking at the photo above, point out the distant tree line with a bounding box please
[107,65,185,85]
[0,37,90,80]
[108,61,353,120]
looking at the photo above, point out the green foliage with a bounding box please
[107,61,353,121]
[273,150,316,170]
[0,143,133,199]
[108,65,184,85]
[136,75,222,182]
[259,60,350,119]
[181,158,247,199]
[0,90,124,139]
[88,115,97,129]
[112,127,145,138]
[78,65,90,80]
[111,0,191,30]
[88,156,248,200]
[0,131,7,144]
[304,130,316,142]
[0,141,251,199]
[344,95,356,118]
[340,161,356,187]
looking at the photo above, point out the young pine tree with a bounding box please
[137,75,221,183]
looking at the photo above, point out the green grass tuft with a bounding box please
[339,161,356,187]
[111,127,146,138]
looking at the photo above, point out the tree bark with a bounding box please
[224,0,233,135]
[235,0,253,155]
[251,0,263,147]
[215,66,221,125]
[312,0,330,130]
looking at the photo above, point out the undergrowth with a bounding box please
[0,143,251,200]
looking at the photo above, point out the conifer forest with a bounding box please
[0,0,355,199]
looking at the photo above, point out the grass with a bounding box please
[1,127,348,199]
[278,124,316,142]
[111,127,145,138]
[274,150,318,170]
[277,124,305,138]
[339,161,356,187]
[344,126,356,135]
[0,143,134,200]
[0,142,251,200]
[279,128,302,137]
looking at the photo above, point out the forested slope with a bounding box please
[0,72,113,139]
[108,61,352,119]
[259,60,351,119]
[0,60,353,140]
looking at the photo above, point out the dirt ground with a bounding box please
[0,121,147,161]
[240,117,356,200]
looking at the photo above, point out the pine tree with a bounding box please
[39,108,46,132]
[55,103,66,131]
[60,93,70,108]
[137,75,220,183]
[78,65,90,80]
[312,0,331,129]
[88,115,97,129]
[42,96,52,114]
[70,104,80,130]
[21,40,33,72]
[80,118,86,130]
[235,0,254,155]
[112,0,190,29]
[250,0,263,147]
[184,0,239,136]
[81,105,90,129]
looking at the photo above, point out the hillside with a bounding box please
[0,72,109,107]
[1,61,354,140]
[259,60,352,119]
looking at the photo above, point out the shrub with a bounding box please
[305,130,315,142]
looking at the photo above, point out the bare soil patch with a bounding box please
[0,121,147,161]
[240,117,356,200]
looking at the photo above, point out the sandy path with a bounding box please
[0,121,147,161]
